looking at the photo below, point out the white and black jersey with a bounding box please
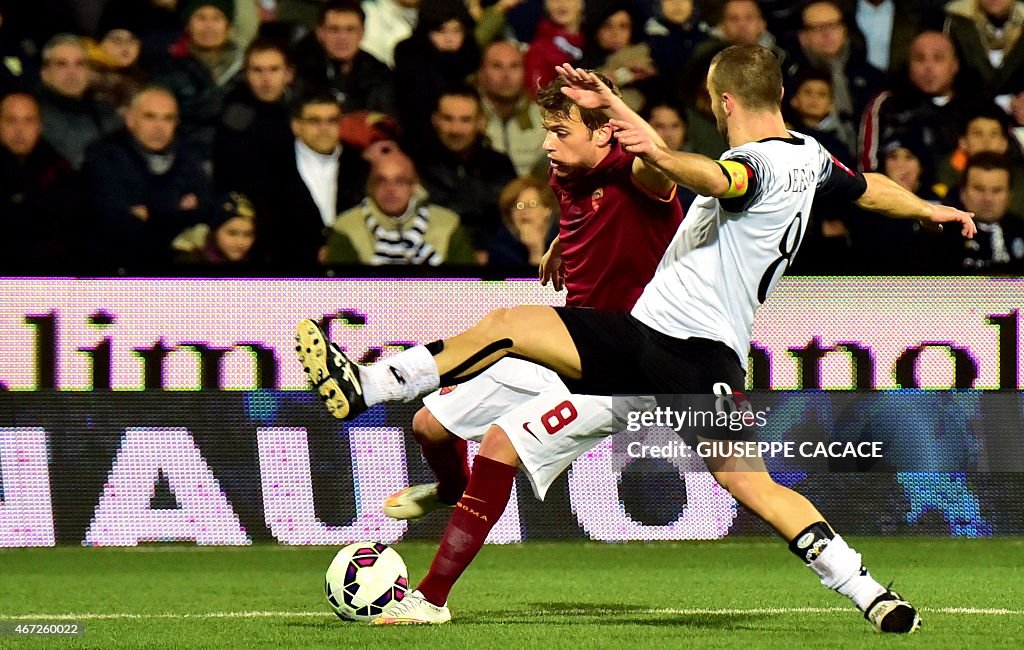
[630,132,868,367]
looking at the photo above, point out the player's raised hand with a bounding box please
[928,204,977,238]
[556,64,615,110]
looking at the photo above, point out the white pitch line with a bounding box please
[3,606,1021,621]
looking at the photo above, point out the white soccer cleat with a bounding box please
[371,590,451,625]
[865,590,922,634]
[382,483,456,520]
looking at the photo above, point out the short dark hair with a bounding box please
[641,97,687,124]
[434,84,482,114]
[291,89,341,118]
[800,0,844,28]
[536,72,619,132]
[244,36,292,68]
[319,0,365,26]
[709,44,783,112]
[960,103,1010,139]
[790,66,833,94]
[961,151,1014,188]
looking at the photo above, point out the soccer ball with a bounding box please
[324,542,409,621]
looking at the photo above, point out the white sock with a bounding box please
[360,345,440,407]
[807,535,887,611]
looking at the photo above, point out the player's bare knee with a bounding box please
[411,408,452,446]
[478,424,520,466]
[476,308,513,340]
[715,471,772,512]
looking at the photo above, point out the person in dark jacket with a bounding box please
[393,0,480,143]
[82,85,213,271]
[213,37,294,195]
[0,92,82,272]
[248,91,368,269]
[292,0,397,116]
[411,86,517,260]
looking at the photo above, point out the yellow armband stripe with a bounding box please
[717,160,751,198]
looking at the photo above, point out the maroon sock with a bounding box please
[417,455,517,605]
[421,438,469,504]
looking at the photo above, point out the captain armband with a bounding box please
[717,160,752,198]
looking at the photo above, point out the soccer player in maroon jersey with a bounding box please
[360,72,682,622]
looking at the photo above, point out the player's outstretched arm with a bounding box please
[857,173,977,238]
[556,65,674,196]
[610,118,734,197]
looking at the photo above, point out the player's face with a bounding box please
[41,43,90,99]
[909,33,958,97]
[721,0,765,46]
[187,6,230,50]
[432,95,482,153]
[317,10,364,62]
[648,106,686,151]
[214,217,256,262]
[541,108,605,177]
[478,42,525,102]
[706,75,729,141]
[961,168,1011,222]
[0,95,42,157]
[126,91,178,152]
[961,117,1008,156]
[883,148,921,192]
[246,49,293,103]
[292,102,342,154]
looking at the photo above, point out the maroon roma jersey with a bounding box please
[550,143,683,310]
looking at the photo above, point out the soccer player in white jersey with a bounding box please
[296,45,976,631]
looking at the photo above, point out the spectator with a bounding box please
[249,91,368,268]
[155,0,244,162]
[173,190,259,265]
[86,3,148,113]
[785,67,856,164]
[213,37,294,194]
[325,150,475,264]
[0,92,80,272]
[846,133,939,273]
[859,31,971,172]
[361,0,420,68]
[293,1,396,116]
[785,1,885,146]
[942,151,1024,272]
[580,0,656,111]
[642,97,697,210]
[523,0,585,95]
[944,0,1024,102]
[37,34,120,169]
[0,3,38,95]
[487,175,558,268]
[476,39,546,176]
[644,0,710,83]
[134,0,186,70]
[82,86,213,271]
[393,0,481,141]
[851,0,923,73]
[411,86,517,260]
[934,104,1024,215]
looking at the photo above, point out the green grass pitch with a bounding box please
[1,539,1021,649]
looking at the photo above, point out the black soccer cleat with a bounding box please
[295,319,367,420]
[865,590,922,634]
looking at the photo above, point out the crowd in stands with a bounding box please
[3,0,1024,275]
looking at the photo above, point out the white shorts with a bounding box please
[421,358,652,500]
